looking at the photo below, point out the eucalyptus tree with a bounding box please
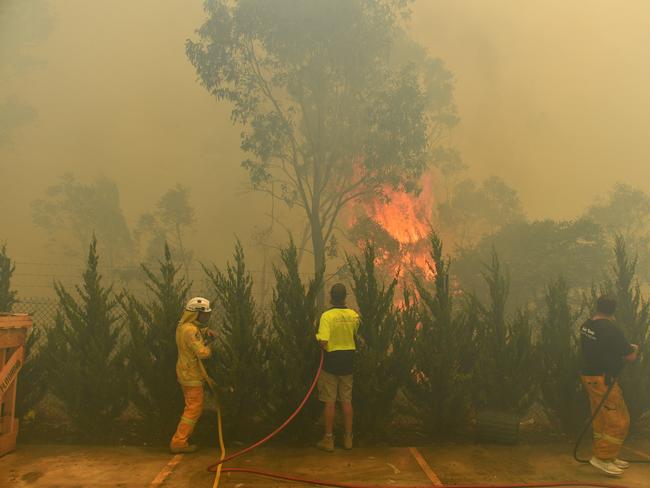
[187,0,457,276]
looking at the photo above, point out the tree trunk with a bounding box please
[310,214,326,309]
[175,223,190,283]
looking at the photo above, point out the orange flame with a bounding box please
[371,173,434,245]
[353,172,436,282]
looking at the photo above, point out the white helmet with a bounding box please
[186,297,212,313]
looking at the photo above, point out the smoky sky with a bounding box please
[2,0,650,270]
[412,0,650,217]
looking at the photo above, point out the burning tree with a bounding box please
[349,173,436,281]
[186,0,457,279]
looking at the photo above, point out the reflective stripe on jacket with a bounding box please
[176,311,211,386]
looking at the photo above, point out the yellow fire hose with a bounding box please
[198,358,225,488]
[212,396,225,488]
[202,378,225,488]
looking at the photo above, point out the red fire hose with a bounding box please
[207,350,324,471]
[207,350,630,488]
[218,468,628,488]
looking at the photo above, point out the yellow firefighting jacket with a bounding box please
[175,310,212,386]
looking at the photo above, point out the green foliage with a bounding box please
[204,241,266,441]
[31,174,134,270]
[473,252,537,416]
[0,244,47,417]
[120,243,191,440]
[585,184,650,278]
[15,232,650,442]
[45,237,128,440]
[0,0,54,78]
[0,98,36,145]
[595,236,650,424]
[187,0,456,275]
[0,244,17,311]
[406,235,475,435]
[135,184,195,270]
[455,219,609,308]
[538,277,585,434]
[438,176,524,247]
[349,244,416,440]
[0,0,53,145]
[265,241,322,440]
[16,325,47,419]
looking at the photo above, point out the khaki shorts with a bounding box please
[318,371,353,403]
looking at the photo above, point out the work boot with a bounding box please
[316,434,334,452]
[589,457,623,476]
[170,444,199,454]
[343,433,353,450]
[614,458,630,469]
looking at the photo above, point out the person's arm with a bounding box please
[625,344,639,363]
[200,327,218,346]
[185,326,212,359]
[612,326,636,363]
[316,314,330,351]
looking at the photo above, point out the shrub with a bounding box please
[121,244,191,441]
[472,251,537,416]
[1,244,47,417]
[45,237,128,440]
[406,234,476,435]
[265,241,323,441]
[349,244,416,440]
[204,241,267,441]
[594,236,650,424]
[538,277,585,434]
[0,244,17,311]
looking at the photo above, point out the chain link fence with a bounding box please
[12,295,274,331]
[13,297,59,328]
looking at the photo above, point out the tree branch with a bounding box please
[245,40,313,219]
[240,184,306,210]
[296,221,313,265]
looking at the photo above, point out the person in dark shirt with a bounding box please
[579,295,639,476]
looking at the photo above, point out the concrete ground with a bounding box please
[1,440,650,488]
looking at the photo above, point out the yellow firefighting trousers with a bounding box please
[170,385,205,448]
[581,375,630,460]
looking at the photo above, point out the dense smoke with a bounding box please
[3,0,650,298]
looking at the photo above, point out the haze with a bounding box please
[2,0,650,294]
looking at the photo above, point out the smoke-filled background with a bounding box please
[3,0,650,299]
[3,0,650,455]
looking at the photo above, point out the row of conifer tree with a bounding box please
[1,234,649,444]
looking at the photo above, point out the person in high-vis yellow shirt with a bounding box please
[170,297,216,454]
[315,283,360,452]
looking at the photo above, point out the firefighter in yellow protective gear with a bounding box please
[170,297,216,454]
[579,295,639,476]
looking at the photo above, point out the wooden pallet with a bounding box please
[0,314,32,457]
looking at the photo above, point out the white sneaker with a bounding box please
[613,458,630,469]
[589,457,624,476]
